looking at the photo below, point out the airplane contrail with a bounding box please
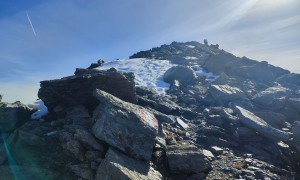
[26,11,37,36]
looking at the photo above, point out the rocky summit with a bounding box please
[1,40,300,179]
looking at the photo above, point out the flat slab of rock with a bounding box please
[166,144,211,174]
[209,85,246,104]
[38,68,136,111]
[92,89,158,160]
[235,106,291,142]
[96,148,162,180]
[252,86,291,106]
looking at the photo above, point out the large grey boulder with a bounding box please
[96,148,162,180]
[92,89,158,160]
[252,86,292,106]
[38,68,136,112]
[166,144,211,174]
[209,85,246,104]
[235,106,291,142]
[0,101,32,133]
[163,65,197,85]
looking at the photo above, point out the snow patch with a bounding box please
[186,45,195,48]
[192,65,219,82]
[184,56,198,60]
[98,58,176,95]
[28,100,48,119]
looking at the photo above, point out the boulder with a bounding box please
[235,106,291,142]
[95,148,162,180]
[209,85,246,105]
[0,101,32,133]
[163,65,197,85]
[38,68,136,112]
[166,144,211,174]
[252,86,292,106]
[92,89,158,160]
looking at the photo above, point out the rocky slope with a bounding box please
[1,41,300,179]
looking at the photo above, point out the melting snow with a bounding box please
[98,58,176,95]
[186,45,195,48]
[192,65,219,82]
[28,100,48,119]
[184,56,198,60]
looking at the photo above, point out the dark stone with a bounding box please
[0,101,32,133]
[95,148,162,180]
[38,68,136,112]
[166,144,211,174]
[209,85,246,105]
[163,65,197,85]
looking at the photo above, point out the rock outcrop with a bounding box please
[38,68,136,112]
[0,101,32,133]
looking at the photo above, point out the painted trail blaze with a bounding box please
[138,109,158,129]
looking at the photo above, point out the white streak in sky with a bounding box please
[26,11,37,36]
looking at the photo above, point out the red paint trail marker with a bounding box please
[138,109,158,129]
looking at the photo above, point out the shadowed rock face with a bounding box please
[0,101,32,133]
[38,68,136,112]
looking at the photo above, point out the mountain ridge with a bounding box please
[0,40,300,179]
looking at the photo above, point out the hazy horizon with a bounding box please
[1,0,300,104]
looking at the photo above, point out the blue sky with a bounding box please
[1,0,300,103]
